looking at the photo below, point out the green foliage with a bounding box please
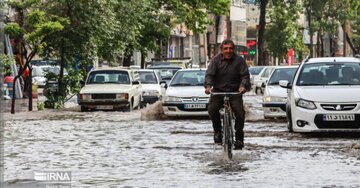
[37,100,45,111]
[0,54,14,76]
[266,0,306,60]
[7,0,40,9]
[302,0,360,55]
[4,23,24,39]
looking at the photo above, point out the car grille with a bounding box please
[314,114,360,129]
[320,104,357,111]
[181,97,209,103]
[92,94,116,99]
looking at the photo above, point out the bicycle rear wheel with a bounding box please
[223,110,233,159]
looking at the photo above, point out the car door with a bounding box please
[130,71,142,107]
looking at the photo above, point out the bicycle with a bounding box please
[211,92,241,159]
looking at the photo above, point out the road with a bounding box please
[2,92,360,187]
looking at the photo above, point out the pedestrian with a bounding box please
[22,67,30,98]
[204,39,250,150]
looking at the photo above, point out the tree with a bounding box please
[5,0,66,113]
[302,0,360,57]
[265,0,307,63]
[120,0,231,66]
[257,0,269,66]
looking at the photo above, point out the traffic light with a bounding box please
[249,49,256,55]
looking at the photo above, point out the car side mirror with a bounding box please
[279,80,291,89]
[160,80,166,85]
[261,81,266,88]
[132,80,140,85]
[160,82,167,89]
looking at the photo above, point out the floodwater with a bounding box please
[2,92,360,188]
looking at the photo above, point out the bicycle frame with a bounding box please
[211,92,241,159]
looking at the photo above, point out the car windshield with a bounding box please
[297,62,360,86]
[138,72,157,84]
[149,67,181,80]
[268,68,297,85]
[170,70,205,86]
[87,70,130,84]
[249,66,265,75]
[32,66,66,77]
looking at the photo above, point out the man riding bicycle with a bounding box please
[204,39,250,150]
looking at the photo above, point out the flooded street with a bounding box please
[3,92,360,187]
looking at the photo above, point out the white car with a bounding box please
[162,69,209,117]
[32,65,67,87]
[249,66,265,87]
[262,66,298,119]
[148,65,182,84]
[79,67,142,112]
[280,57,360,132]
[136,69,163,106]
[253,66,275,94]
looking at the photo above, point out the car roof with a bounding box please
[305,57,360,64]
[92,67,132,71]
[272,65,299,69]
[148,65,183,69]
[136,69,156,72]
[176,68,206,72]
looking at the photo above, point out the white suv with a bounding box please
[280,57,360,132]
[79,67,142,111]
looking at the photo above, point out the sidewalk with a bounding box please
[1,90,79,113]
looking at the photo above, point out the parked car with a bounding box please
[249,66,265,88]
[32,65,67,87]
[79,67,142,112]
[162,69,209,117]
[253,66,275,94]
[280,57,360,132]
[136,69,163,106]
[262,66,298,119]
[148,65,182,84]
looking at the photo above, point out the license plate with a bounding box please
[323,114,355,121]
[96,105,113,110]
[184,103,206,109]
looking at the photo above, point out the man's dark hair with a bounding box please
[220,39,235,49]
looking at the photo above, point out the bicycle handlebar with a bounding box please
[211,92,241,95]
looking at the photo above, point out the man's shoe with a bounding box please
[213,132,222,144]
[234,140,244,150]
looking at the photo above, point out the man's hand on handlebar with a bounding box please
[205,87,212,95]
[239,86,247,94]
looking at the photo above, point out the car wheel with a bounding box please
[80,106,87,112]
[125,100,133,112]
[286,106,293,132]
[136,98,141,110]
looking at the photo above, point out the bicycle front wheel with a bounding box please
[223,110,233,159]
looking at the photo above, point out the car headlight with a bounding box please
[143,90,159,96]
[264,96,286,103]
[296,98,316,109]
[164,96,182,102]
[80,94,91,100]
[116,93,128,100]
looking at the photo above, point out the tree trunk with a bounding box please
[28,64,32,111]
[257,0,268,66]
[123,53,132,67]
[305,6,313,58]
[140,52,145,69]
